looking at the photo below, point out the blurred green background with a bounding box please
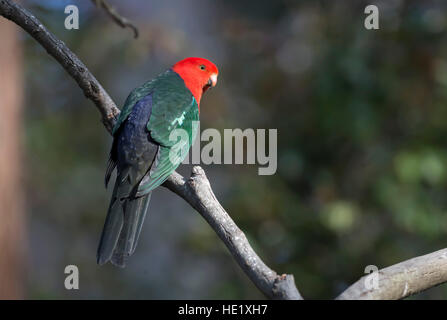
[17,0,447,298]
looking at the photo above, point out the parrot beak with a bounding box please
[204,74,218,92]
[209,73,218,87]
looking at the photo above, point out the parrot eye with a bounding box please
[199,65,206,70]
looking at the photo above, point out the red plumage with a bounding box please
[172,57,219,108]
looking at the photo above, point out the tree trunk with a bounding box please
[0,17,26,299]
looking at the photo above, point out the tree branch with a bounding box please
[337,248,447,300]
[163,168,303,299]
[0,0,301,299]
[0,0,120,133]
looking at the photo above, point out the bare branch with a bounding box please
[0,0,301,299]
[337,248,447,300]
[91,0,139,38]
[163,167,303,299]
[0,0,120,133]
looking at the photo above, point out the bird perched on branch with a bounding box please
[97,57,218,267]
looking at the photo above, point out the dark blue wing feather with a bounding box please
[98,93,159,267]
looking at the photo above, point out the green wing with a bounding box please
[135,96,199,197]
[127,70,200,197]
[112,69,199,197]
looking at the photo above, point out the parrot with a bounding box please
[97,57,219,267]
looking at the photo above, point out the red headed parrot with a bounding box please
[97,57,219,267]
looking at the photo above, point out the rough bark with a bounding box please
[337,248,447,300]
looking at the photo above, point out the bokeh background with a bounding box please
[1,0,447,299]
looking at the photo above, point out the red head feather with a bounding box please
[172,57,219,108]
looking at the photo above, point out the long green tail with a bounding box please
[97,171,151,267]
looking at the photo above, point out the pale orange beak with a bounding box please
[209,73,218,87]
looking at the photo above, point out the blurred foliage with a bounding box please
[21,0,447,299]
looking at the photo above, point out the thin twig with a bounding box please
[91,0,139,38]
